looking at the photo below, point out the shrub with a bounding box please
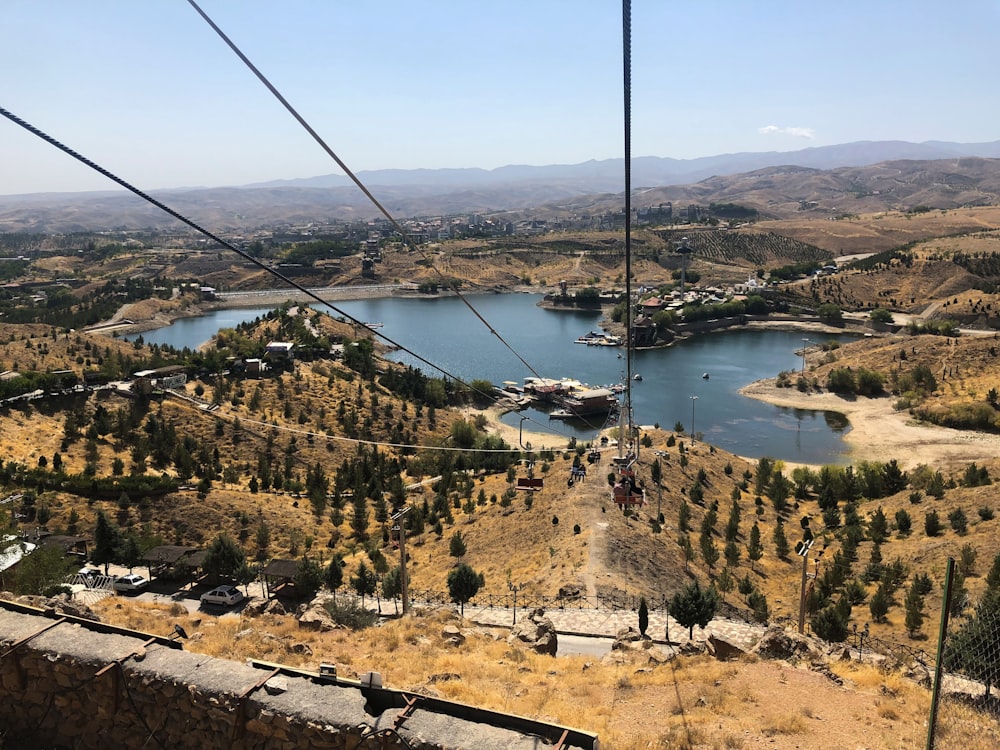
[949,508,968,535]
[323,597,379,630]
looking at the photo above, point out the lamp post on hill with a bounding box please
[801,338,811,374]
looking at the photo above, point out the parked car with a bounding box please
[200,585,245,607]
[113,573,148,592]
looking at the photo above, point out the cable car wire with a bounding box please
[186,0,548,384]
[0,104,574,440]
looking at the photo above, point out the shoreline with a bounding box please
[739,378,1000,470]
[87,288,1000,469]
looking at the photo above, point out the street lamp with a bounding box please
[690,395,698,443]
[800,338,811,374]
[507,574,523,626]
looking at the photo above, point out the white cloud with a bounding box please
[758,125,816,139]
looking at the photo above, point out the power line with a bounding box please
[185,0,547,384]
[0,104,575,443]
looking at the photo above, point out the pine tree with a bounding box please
[986,552,1000,591]
[669,581,719,639]
[725,498,741,542]
[92,510,120,575]
[449,530,467,561]
[678,500,690,532]
[678,534,694,571]
[700,532,719,569]
[773,518,790,559]
[351,492,369,540]
[868,506,889,543]
[904,578,925,636]
[351,560,378,605]
[944,589,1000,698]
[724,539,740,568]
[717,567,735,600]
[869,583,890,622]
[747,522,764,571]
[447,563,484,617]
[638,597,649,637]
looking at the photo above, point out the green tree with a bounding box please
[986,552,1000,591]
[925,510,942,537]
[894,508,912,537]
[638,597,649,637]
[678,500,690,532]
[724,539,740,568]
[202,534,247,582]
[294,556,324,600]
[351,561,378,605]
[119,533,142,573]
[773,518,790,559]
[449,530,467,562]
[869,307,894,324]
[92,510,120,575]
[678,534,695,572]
[447,563,484,617]
[669,581,719,640]
[868,506,889,544]
[747,591,770,623]
[811,604,849,643]
[949,508,968,535]
[254,520,271,561]
[817,303,844,326]
[382,565,405,614]
[944,589,1000,698]
[869,583,890,622]
[324,555,344,598]
[700,532,719,569]
[717,567,735,600]
[903,578,925,637]
[747,522,764,571]
[11,544,73,596]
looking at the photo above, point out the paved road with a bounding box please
[72,567,764,656]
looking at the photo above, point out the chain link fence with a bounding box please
[927,559,1000,748]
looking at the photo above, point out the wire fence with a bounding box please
[929,568,1000,748]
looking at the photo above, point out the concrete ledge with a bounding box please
[0,598,598,749]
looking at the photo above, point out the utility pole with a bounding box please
[796,538,814,634]
[391,506,411,615]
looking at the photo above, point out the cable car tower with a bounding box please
[612,1,644,512]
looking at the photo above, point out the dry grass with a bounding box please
[97,594,973,749]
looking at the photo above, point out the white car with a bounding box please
[113,573,148,592]
[200,585,245,607]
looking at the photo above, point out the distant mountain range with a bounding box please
[3,139,1000,233]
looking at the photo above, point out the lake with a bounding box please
[125,293,855,464]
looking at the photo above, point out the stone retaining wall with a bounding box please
[0,602,597,749]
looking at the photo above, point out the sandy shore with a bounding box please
[466,405,577,453]
[739,379,1000,469]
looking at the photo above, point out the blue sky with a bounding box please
[2,1,998,195]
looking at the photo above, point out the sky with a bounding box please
[2,0,999,195]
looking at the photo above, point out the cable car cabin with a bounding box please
[612,467,645,506]
[587,450,601,464]
[516,477,544,491]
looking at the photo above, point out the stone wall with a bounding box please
[0,600,597,749]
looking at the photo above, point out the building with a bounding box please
[264,342,295,362]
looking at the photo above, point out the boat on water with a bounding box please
[364,322,383,330]
[703,372,710,379]
[633,373,642,381]
[574,330,622,346]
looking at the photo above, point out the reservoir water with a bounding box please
[125,294,855,464]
